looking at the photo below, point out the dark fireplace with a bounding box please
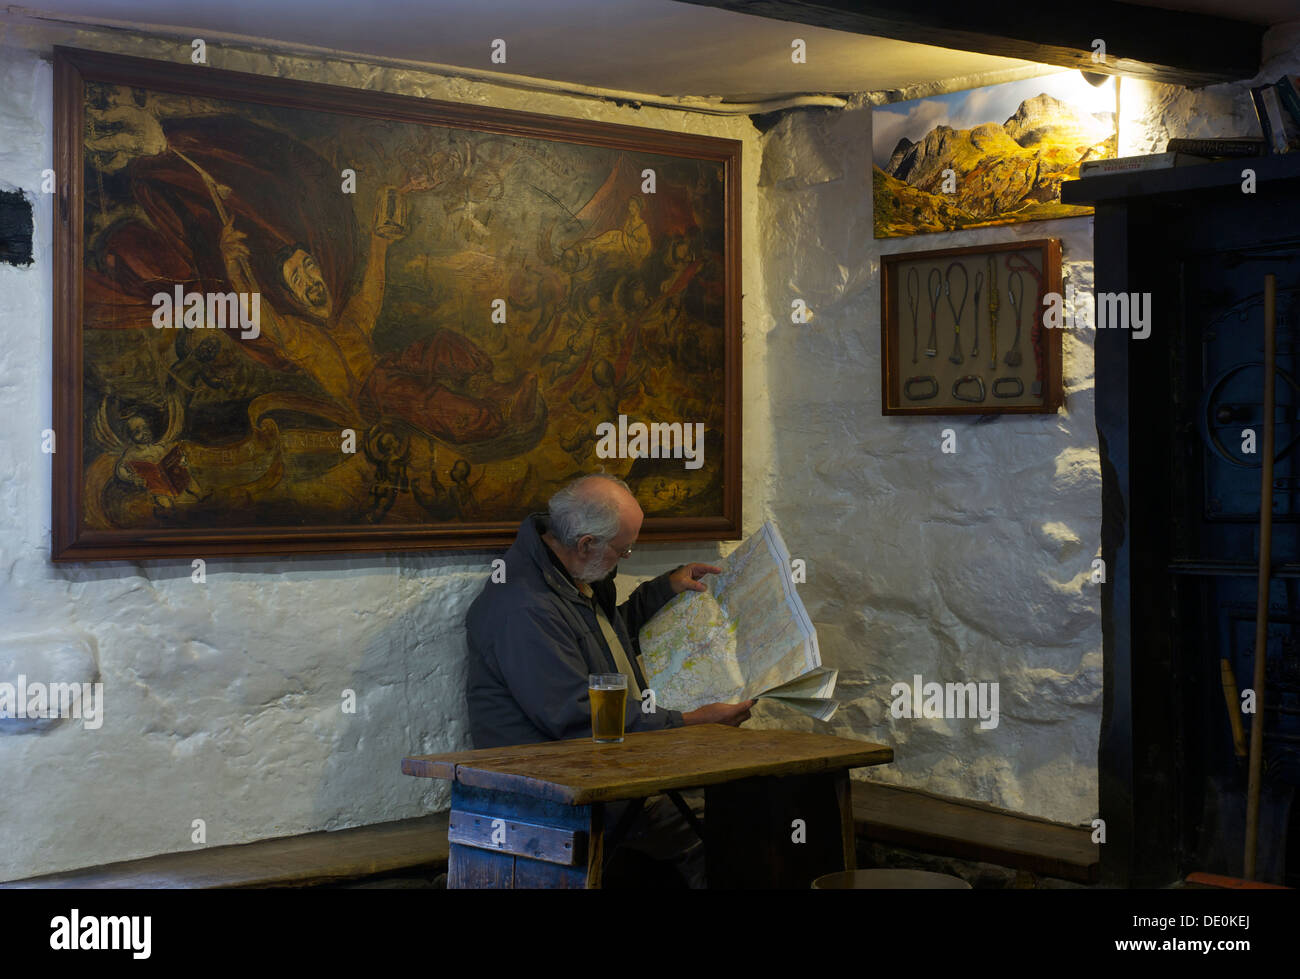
[1065,156,1300,886]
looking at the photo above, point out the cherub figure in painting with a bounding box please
[95,394,206,511]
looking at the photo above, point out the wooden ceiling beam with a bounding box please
[673,0,1263,87]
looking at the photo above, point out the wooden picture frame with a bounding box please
[880,239,1063,415]
[53,47,741,560]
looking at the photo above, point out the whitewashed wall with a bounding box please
[752,97,1104,823]
[749,22,1300,826]
[1,13,1294,881]
[0,21,760,881]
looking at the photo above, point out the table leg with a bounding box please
[446,783,604,889]
[834,768,856,872]
[705,769,855,888]
[585,801,604,889]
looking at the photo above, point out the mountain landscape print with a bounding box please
[873,72,1117,238]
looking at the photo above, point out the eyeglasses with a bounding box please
[582,535,632,560]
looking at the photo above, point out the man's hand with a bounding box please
[682,699,755,727]
[669,562,723,595]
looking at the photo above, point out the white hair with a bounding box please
[547,473,630,549]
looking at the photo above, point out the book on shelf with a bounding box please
[1164,137,1264,158]
[1275,76,1300,133]
[1079,152,1209,177]
[1252,82,1300,154]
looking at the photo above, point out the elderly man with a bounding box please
[465,472,753,887]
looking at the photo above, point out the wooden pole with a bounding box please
[1244,273,1276,880]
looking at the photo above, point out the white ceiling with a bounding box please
[7,1,1292,102]
[7,0,1046,101]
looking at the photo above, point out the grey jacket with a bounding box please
[465,513,686,749]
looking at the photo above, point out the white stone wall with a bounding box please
[1120,23,1300,157]
[751,98,1103,823]
[747,22,1299,826]
[0,22,760,881]
[1,12,1294,880]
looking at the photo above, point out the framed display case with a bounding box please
[881,238,1063,415]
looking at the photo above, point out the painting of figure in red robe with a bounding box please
[58,52,739,557]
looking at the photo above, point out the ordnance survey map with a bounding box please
[638,521,838,720]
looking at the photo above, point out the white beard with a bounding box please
[574,550,615,584]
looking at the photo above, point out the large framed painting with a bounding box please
[872,70,1117,238]
[52,48,741,560]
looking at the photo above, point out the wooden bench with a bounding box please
[1,780,1098,888]
[851,780,1099,884]
[0,813,449,889]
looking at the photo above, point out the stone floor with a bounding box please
[859,841,1095,889]
[332,841,1096,889]
[338,869,447,888]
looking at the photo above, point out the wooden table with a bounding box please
[401,724,892,889]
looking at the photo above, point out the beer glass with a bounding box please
[588,674,627,743]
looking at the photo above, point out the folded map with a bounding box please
[638,521,837,721]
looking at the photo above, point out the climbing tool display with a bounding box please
[883,241,1060,413]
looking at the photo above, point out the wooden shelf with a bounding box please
[1062,153,1300,206]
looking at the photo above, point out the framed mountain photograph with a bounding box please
[872,71,1117,238]
[52,48,742,560]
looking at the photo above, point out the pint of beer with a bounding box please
[588,674,627,744]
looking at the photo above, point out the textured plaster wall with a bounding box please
[749,22,1298,825]
[1,13,1295,880]
[752,97,1104,824]
[1119,22,1300,156]
[0,21,761,882]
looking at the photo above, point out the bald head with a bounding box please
[546,473,643,583]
